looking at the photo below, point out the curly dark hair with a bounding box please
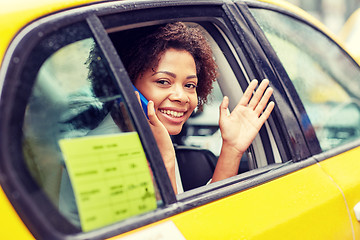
[110,22,218,111]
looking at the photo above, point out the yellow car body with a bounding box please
[1,0,360,239]
[0,0,100,66]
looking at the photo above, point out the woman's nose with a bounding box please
[169,85,189,103]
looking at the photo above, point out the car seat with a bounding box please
[174,145,217,191]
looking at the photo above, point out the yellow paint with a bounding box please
[173,164,351,239]
[318,146,360,239]
[113,163,353,239]
[0,0,99,67]
[0,187,34,239]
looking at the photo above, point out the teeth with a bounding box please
[160,109,184,118]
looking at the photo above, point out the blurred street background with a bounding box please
[287,0,360,33]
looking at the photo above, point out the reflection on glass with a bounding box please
[251,8,360,150]
[23,37,161,231]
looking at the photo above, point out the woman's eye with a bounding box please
[185,83,197,89]
[156,79,170,85]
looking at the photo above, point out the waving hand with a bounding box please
[212,79,274,182]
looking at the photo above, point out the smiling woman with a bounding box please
[134,48,200,194]
[107,22,219,194]
[111,22,217,111]
[134,48,199,136]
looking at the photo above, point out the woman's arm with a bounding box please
[211,79,274,182]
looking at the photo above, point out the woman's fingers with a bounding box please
[147,100,166,129]
[254,85,274,116]
[147,100,158,125]
[248,79,269,110]
[219,96,230,123]
[236,79,272,112]
[259,101,275,123]
[238,79,258,106]
[232,78,274,121]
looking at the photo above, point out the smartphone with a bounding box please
[133,85,149,118]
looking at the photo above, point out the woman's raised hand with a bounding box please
[219,79,275,155]
[212,79,274,182]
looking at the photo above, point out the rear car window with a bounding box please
[22,22,161,232]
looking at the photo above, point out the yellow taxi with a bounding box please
[1,0,360,239]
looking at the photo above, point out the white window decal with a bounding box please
[117,221,186,240]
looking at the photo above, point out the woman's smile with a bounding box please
[159,108,185,118]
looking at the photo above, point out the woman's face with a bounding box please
[134,48,198,135]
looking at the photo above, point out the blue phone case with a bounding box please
[133,85,149,118]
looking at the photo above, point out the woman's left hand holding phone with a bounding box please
[134,91,178,194]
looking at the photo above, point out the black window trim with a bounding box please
[100,7,300,202]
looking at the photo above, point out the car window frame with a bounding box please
[0,1,318,239]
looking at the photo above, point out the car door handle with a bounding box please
[354,202,360,221]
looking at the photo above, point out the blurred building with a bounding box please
[287,0,360,33]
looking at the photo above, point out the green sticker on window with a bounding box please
[59,132,157,232]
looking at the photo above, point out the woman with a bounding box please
[111,22,275,193]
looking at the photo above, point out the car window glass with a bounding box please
[251,8,360,151]
[22,26,161,232]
